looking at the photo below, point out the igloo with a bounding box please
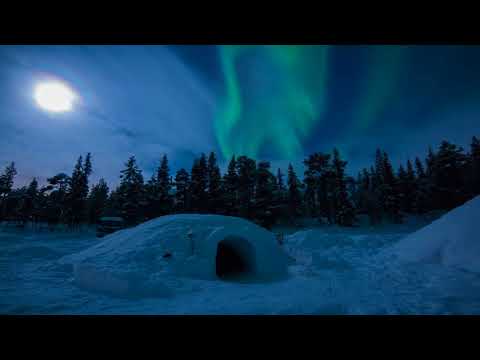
[61,214,289,298]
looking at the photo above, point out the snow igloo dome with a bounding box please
[61,214,289,298]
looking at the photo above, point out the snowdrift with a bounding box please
[392,196,480,273]
[61,214,289,298]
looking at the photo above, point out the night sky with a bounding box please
[1,45,480,187]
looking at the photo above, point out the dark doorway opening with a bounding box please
[215,237,255,281]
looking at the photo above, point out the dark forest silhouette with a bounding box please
[1,136,479,230]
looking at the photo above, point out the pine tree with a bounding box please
[174,168,190,213]
[207,152,222,214]
[254,161,276,229]
[331,148,356,226]
[190,154,208,213]
[287,163,303,222]
[117,156,145,225]
[236,155,256,219]
[222,156,238,216]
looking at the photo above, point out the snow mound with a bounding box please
[391,196,480,273]
[61,214,289,298]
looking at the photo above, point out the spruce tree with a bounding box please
[207,152,222,214]
[404,160,417,213]
[374,149,385,184]
[174,168,190,213]
[0,162,17,197]
[431,140,468,209]
[17,178,39,225]
[66,156,84,226]
[397,161,417,214]
[469,136,480,196]
[303,152,331,221]
[274,168,287,220]
[159,155,173,213]
[84,153,92,181]
[254,161,276,229]
[104,189,121,217]
[303,156,318,218]
[397,164,408,212]
[153,154,173,216]
[369,165,383,225]
[331,148,356,226]
[44,173,70,226]
[355,169,370,214]
[190,154,208,213]
[426,146,436,178]
[415,157,425,178]
[117,156,145,225]
[145,155,173,219]
[287,163,303,222]
[276,169,286,198]
[64,154,93,226]
[222,156,238,216]
[0,162,17,220]
[236,155,256,219]
[413,156,429,213]
[382,151,402,223]
[87,179,109,224]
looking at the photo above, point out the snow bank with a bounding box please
[391,196,480,273]
[61,214,288,298]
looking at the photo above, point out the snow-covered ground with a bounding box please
[390,196,480,274]
[2,208,480,314]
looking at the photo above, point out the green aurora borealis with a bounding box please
[212,44,480,166]
[215,45,329,160]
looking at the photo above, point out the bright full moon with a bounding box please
[34,81,77,113]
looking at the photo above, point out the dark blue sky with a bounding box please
[1,45,480,187]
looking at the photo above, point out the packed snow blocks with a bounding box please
[61,214,289,298]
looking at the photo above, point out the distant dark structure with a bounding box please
[96,216,125,238]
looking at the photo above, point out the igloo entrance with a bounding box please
[215,236,255,281]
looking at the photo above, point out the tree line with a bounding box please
[1,136,479,230]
